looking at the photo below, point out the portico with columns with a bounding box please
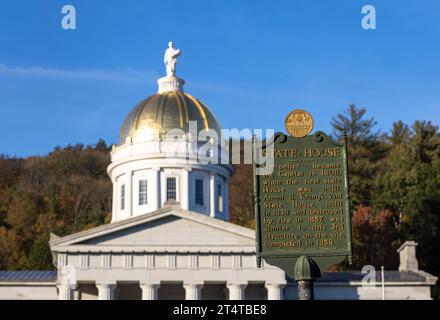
[50,205,287,300]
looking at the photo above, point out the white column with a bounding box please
[127,171,133,217]
[265,283,285,300]
[58,284,76,300]
[152,167,161,210]
[112,179,118,222]
[184,282,203,300]
[227,283,247,300]
[209,173,215,218]
[181,168,191,210]
[140,283,160,300]
[96,283,117,300]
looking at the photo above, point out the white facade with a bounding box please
[108,138,232,222]
[48,206,287,300]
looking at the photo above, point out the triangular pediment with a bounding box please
[50,206,255,251]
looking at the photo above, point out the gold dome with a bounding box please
[118,91,221,145]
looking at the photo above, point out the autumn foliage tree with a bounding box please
[350,205,398,270]
[228,139,255,229]
[0,140,112,270]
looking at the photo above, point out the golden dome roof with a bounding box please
[118,91,221,145]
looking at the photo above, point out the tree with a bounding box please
[331,104,378,141]
[331,104,387,207]
[27,233,53,270]
[349,205,398,270]
[0,141,112,270]
[6,192,41,234]
[228,139,255,228]
[0,156,24,226]
[95,138,110,152]
[374,121,440,280]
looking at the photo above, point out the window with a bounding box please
[120,184,125,210]
[139,179,148,205]
[166,177,176,201]
[218,184,223,213]
[195,179,204,206]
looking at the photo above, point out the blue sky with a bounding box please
[0,0,439,156]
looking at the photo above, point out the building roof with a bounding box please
[0,270,435,285]
[316,271,430,283]
[0,271,56,282]
[49,205,255,249]
[118,91,221,145]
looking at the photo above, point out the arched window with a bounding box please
[166,177,177,201]
[120,184,125,210]
[195,179,204,206]
[139,179,148,205]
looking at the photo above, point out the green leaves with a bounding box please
[330,105,440,285]
[331,104,387,208]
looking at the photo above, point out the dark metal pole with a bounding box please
[294,256,319,300]
[297,280,314,300]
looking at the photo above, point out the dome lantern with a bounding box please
[117,41,221,145]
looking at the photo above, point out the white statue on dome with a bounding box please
[164,41,181,77]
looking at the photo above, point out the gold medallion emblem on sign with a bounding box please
[284,109,314,137]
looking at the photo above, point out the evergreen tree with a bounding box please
[27,233,53,270]
[331,104,387,207]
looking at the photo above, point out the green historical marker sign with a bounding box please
[254,115,352,282]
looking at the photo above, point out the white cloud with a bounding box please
[0,63,158,85]
[0,63,289,102]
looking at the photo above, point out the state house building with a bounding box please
[0,44,437,300]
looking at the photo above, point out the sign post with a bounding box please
[253,110,352,300]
